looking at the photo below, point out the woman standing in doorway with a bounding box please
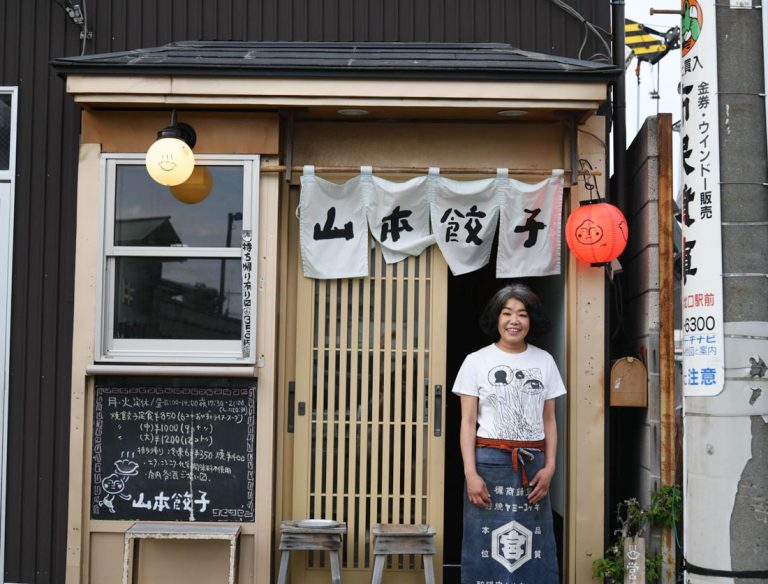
[452,283,566,584]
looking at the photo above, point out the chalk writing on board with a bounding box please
[92,384,256,522]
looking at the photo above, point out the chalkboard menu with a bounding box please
[91,380,256,522]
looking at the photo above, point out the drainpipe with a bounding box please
[611,0,627,211]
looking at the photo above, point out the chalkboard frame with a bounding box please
[91,377,256,522]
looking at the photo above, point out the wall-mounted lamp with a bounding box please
[145,110,196,186]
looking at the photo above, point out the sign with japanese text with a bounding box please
[299,167,564,280]
[497,171,564,278]
[430,169,503,276]
[365,168,435,264]
[241,230,253,358]
[299,166,369,279]
[91,381,256,522]
[680,0,725,396]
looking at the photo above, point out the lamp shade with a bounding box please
[169,166,213,204]
[145,137,195,186]
[565,200,628,264]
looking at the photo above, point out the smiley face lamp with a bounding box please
[145,110,196,187]
[565,199,628,265]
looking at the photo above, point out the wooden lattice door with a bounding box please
[290,245,447,584]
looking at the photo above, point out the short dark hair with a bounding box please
[478,283,552,339]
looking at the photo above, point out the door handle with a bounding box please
[434,384,442,437]
[287,381,295,433]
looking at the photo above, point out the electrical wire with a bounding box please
[577,128,607,148]
[80,0,89,56]
[587,53,613,64]
[547,0,613,61]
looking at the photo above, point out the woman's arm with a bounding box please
[459,395,491,508]
[528,398,557,504]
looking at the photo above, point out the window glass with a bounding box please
[114,257,242,340]
[0,94,12,171]
[114,165,244,247]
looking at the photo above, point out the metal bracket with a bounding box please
[65,3,84,25]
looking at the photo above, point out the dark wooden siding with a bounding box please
[83,0,610,59]
[1,0,81,582]
[0,1,610,582]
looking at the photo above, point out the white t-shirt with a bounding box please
[452,343,567,441]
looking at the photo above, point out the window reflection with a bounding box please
[0,94,12,171]
[114,258,242,340]
[114,165,243,247]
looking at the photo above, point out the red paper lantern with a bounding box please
[565,200,628,265]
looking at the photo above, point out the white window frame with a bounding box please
[96,153,260,364]
[0,85,18,584]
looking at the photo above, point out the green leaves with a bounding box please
[591,485,682,583]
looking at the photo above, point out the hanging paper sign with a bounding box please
[430,168,503,276]
[241,230,253,359]
[680,0,725,396]
[299,166,369,279]
[365,168,435,264]
[496,171,564,278]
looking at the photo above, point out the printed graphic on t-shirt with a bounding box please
[486,366,546,440]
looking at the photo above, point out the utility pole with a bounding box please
[681,0,768,581]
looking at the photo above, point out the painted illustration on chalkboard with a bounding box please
[98,459,140,513]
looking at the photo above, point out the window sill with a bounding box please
[85,364,257,377]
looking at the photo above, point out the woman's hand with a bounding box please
[527,465,554,504]
[466,473,491,508]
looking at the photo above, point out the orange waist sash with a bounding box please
[475,437,545,487]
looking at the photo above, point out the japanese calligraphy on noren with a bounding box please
[430,172,502,276]
[299,166,369,279]
[313,207,354,241]
[497,171,564,279]
[513,208,547,248]
[680,0,725,396]
[300,166,564,279]
[366,171,435,264]
[91,383,256,522]
[440,205,487,245]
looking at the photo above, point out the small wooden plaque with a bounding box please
[610,357,648,407]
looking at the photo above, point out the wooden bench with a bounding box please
[370,524,436,584]
[122,523,240,584]
[277,520,347,584]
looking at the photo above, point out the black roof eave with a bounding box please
[52,62,621,83]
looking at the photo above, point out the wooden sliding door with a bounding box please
[289,245,447,583]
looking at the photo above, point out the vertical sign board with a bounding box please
[92,380,256,522]
[680,0,725,396]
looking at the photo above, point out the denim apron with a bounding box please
[461,446,559,584]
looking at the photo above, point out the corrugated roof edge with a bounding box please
[50,41,621,81]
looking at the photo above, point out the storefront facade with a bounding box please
[54,42,618,583]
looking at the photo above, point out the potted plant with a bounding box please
[592,485,681,583]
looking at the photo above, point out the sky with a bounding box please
[624,0,682,195]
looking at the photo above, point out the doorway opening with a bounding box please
[442,257,567,584]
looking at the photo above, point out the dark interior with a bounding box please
[443,254,565,583]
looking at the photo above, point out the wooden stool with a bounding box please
[122,523,240,584]
[370,524,436,584]
[277,520,347,584]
